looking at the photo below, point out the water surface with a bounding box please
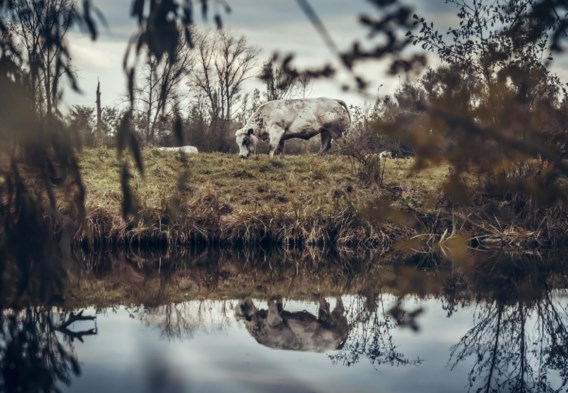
[2,250,568,393]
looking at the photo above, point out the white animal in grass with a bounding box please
[235,97,351,159]
[157,146,198,154]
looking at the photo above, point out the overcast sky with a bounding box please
[63,0,568,112]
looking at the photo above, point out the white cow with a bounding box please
[235,298,348,353]
[157,146,198,154]
[235,97,351,159]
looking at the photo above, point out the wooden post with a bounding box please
[96,79,102,144]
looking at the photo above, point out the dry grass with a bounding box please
[77,147,568,252]
[81,148,443,216]
[78,147,443,250]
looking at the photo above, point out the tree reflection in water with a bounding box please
[448,253,568,393]
[0,308,96,393]
[330,293,422,368]
[79,247,568,383]
[132,292,420,370]
[138,300,234,340]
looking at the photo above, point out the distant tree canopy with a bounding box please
[195,30,259,122]
[11,0,76,116]
[133,27,195,144]
[399,0,568,210]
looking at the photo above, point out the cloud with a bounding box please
[68,36,127,70]
[62,36,130,111]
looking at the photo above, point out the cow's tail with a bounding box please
[337,99,351,135]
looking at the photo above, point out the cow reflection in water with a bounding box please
[236,297,348,352]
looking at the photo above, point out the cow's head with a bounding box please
[235,127,255,158]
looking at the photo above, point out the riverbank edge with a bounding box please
[72,205,566,254]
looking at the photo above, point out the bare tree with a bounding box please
[296,73,313,99]
[259,57,314,103]
[11,0,75,116]
[191,29,260,124]
[134,32,195,143]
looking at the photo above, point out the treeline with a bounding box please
[348,66,568,158]
[2,2,318,154]
[65,28,321,153]
[2,0,567,211]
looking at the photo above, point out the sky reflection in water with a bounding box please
[55,293,567,393]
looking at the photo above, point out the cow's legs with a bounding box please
[267,300,284,327]
[269,142,278,159]
[318,297,331,322]
[268,126,285,159]
[319,130,332,154]
[275,139,285,158]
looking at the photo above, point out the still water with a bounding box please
[3,250,568,392]
[59,297,474,393]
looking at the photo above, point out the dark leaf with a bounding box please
[200,0,208,19]
[117,111,131,154]
[214,14,222,29]
[131,0,145,24]
[182,1,193,25]
[82,0,98,40]
[184,26,194,48]
[127,67,135,106]
[120,163,135,218]
[128,132,144,175]
[173,114,184,145]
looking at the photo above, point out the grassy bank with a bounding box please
[77,147,566,252]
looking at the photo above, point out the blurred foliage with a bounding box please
[0,0,224,301]
[0,0,97,303]
[404,0,568,205]
[291,0,568,206]
[313,0,568,259]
